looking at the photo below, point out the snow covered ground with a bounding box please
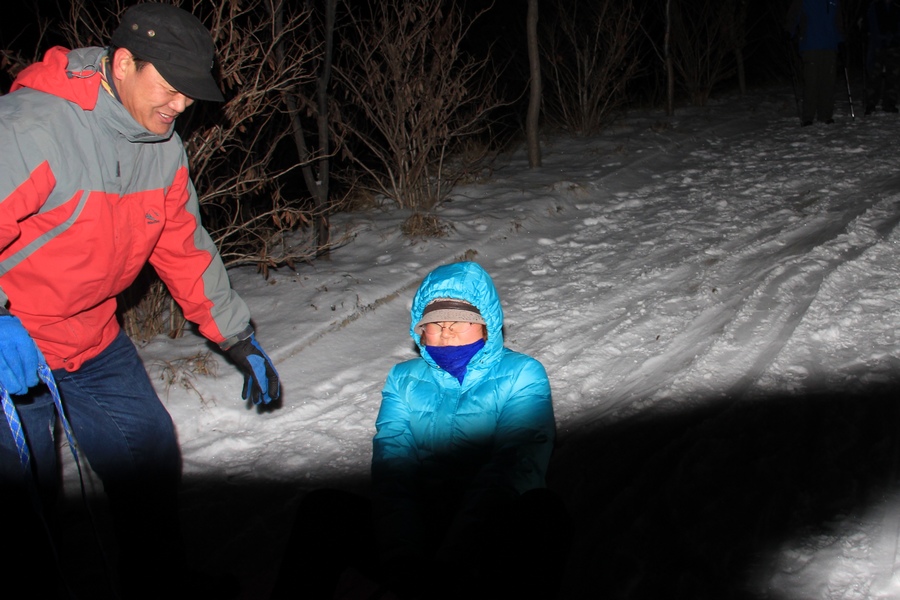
[62,84,900,599]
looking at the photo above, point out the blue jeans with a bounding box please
[0,329,185,594]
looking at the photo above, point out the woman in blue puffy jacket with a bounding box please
[372,261,566,598]
[271,262,570,600]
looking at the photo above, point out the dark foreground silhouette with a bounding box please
[47,380,900,599]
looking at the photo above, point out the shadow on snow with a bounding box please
[55,378,900,599]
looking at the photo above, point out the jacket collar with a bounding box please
[11,46,175,144]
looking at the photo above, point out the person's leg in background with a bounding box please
[801,49,838,124]
[881,47,900,111]
[801,50,819,124]
[866,47,886,113]
[815,49,838,122]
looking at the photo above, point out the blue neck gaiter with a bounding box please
[426,339,486,384]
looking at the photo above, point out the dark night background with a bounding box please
[3,2,900,600]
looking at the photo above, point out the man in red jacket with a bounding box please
[0,4,280,596]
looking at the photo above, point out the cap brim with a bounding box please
[414,309,486,335]
[156,63,224,102]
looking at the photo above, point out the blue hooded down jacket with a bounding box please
[787,0,844,52]
[372,262,555,566]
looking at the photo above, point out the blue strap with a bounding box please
[38,361,80,466]
[1,360,80,479]
[1,384,30,474]
[2,361,98,598]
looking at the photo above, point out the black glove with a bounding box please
[226,333,281,405]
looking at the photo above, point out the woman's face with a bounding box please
[421,321,486,347]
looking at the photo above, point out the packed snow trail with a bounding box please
[488,111,900,430]
[53,87,900,599]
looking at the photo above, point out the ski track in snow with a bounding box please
[490,107,900,431]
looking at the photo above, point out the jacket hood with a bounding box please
[410,262,504,370]
[12,46,103,110]
[11,46,174,143]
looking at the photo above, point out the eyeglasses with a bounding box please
[422,321,477,336]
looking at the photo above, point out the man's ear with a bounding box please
[110,47,134,82]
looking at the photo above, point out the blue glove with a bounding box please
[0,315,42,396]
[226,333,281,405]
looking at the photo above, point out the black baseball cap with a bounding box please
[111,3,224,102]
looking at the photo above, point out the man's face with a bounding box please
[112,48,195,135]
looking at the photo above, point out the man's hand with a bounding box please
[226,333,281,405]
[0,315,42,396]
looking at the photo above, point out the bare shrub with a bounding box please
[184,0,329,269]
[400,212,450,239]
[669,0,743,106]
[119,269,188,343]
[2,1,344,339]
[541,0,643,135]
[279,0,339,255]
[333,0,505,214]
[152,350,218,406]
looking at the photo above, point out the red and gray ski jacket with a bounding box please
[0,46,251,371]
